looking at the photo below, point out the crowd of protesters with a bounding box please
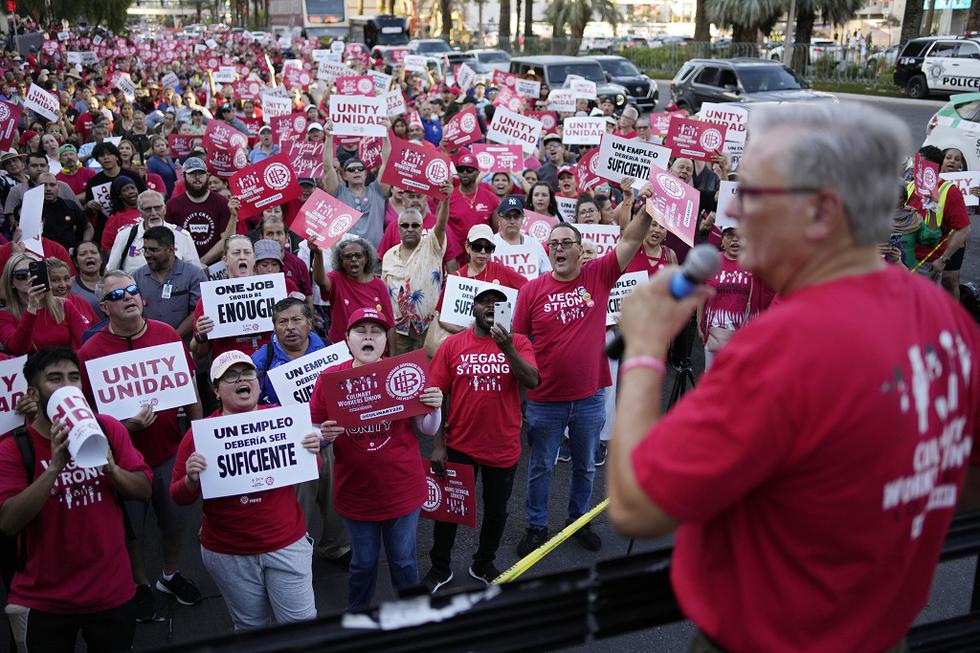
[0,18,976,653]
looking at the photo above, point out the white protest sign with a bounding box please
[562,117,605,145]
[200,273,287,340]
[595,133,671,191]
[723,141,743,172]
[329,95,386,137]
[456,63,476,92]
[569,79,597,100]
[261,93,292,122]
[47,386,108,468]
[367,69,392,95]
[317,60,355,82]
[214,66,237,84]
[161,71,180,89]
[84,342,196,420]
[576,224,621,258]
[330,40,345,54]
[91,181,113,216]
[66,51,82,65]
[404,54,428,73]
[206,38,219,50]
[267,341,353,406]
[19,186,44,258]
[515,78,541,99]
[193,406,319,500]
[547,89,576,113]
[940,171,980,207]
[25,83,60,121]
[556,196,577,222]
[115,74,136,102]
[492,243,540,280]
[441,276,519,328]
[715,181,739,229]
[698,102,748,144]
[606,271,648,326]
[312,49,332,62]
[0,355,27,434]
[486,107,543,155]
[384,89,406,117]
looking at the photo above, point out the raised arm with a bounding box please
[616,192,654,272]
[376,124,394,197]
[310,238,332,296]
[320,122,340,195]
[433,180,452,247]
[612,178,635,231]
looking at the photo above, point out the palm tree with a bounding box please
[900,0,925,44]
[694,0,710,42]
[792,0,863,48]
[922,0,937,36]
[545,0,620,47]
[969,0,980,33]
[707,0,782,43]
[499,0,511,49]
[440,0,452,38]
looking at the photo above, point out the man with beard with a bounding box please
[164,157,232,265]
[107,190,202,274]
[83,142,146,243]
[0,347,151,652]
[38,172,91,252]
[78,271,205,622]
[135,226,206,340]
[447,150,499,267]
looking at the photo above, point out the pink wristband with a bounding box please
[620,356,666,376]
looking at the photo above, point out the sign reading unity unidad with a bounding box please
[84,343,195,419]
[200,274,287,340]
[267,341,353,406]
[192,406,319,499]
[0,355,26,434]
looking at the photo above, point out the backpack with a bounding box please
[0,426,35,590]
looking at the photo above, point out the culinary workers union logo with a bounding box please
[357,78,374,95]
[263,163,291,190]
[657,172,685,200]
[699,127,723,152]
[0,103,9,122]
[385,363,425,400]
[476,152,494,170]
[327,214,353,238]
[460,113,477,132]
[423,477,442,511]
[425,160,450,185]
[233,149,249,169]
[921,167,937,190]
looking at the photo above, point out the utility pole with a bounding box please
[782,0,797,66]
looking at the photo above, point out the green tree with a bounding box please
[545,0,620,44]
[792,0,863,47]
[707,0,782,43]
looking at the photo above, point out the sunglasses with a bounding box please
[345,166,365,173]
[469,242,495,254]
[13,270,31,281]
[399,222,422,229]
[102,284,140,302]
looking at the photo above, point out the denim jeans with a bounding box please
[341,509,421,610]
[525,389,606,529]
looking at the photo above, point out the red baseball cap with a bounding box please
[454,151,478,170]
[557,165,575,177]
[347,307,392,332]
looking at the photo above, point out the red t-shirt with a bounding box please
[0,300,88,355]
[428,328,536,467]
[513,249,622,402]
[0,415,151,613]
[145,172,167,197]
[309,359,427,521]
[324,271,394,345]
[165,191,231,259]
[193,299,271,358]
[57,166,97,197]
[377,212,463,266]
[100,207,141,253]
[79,320,196,467]
[699,255,773,334]
[0,238,76,276]
[631,266,980,653]
[914,184,971,262]
[66,294,98,329]
[170,406,307,555]
[447,185,500,264]
[624,245,673,275]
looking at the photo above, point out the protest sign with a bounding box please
[285,140,324,179]
[0,355,27,434]
[493,243,540,280]
[283,65,313,90]
[345,42,369,63]
[267,342,353,406]
[335,75,375,97]
[383,89,407,117]
[914,154,940,200]
[574,149,605,194]
[715,181,739,230]
[698,102,748,143]
[646,170,700,247]
[312,48,332,62]
[330,39,345,54]
[403,54,427,73]
[367,70,392,95]
[595,133,670,190]
[491,70,518,90]
[486,107,543,155]
[261,93,293,122]
[555,196,577,222]
[329,95,386,137]
[652,110,687,138]
[515,78,542,99]
[440,275,519,327]
[493,85,525,114]
[562,117,605,146]
[229,154,301,219]
[358,137,384,170]
[664,116,727,162]
[271,112,308,144]
[569,78,598,100]
[456,63,476,91]
[317,60,355,82]
[167,134,195,159]
[472,144,523,173]
[192,406,319,500]
[380,138,452,198]
[113,73,136,102]
[940,171,980,207]
[421,462,477,528]
[161,71,180,89]
[47,386,108,468]
[25,83,60,121]
[18,186,43,257]
[214,66,238,84]
[90,181,113,216]
[606,271,649,326]
[289,189,362,248]
[442,106,482,148]
[233,79,264,102]
[576,224,621,258]
[207,147,250,179]
[527,110,558,133]
[205,119,250,152]
[84,343,195,419]
[723,141,744,172]
[547,89,576,113]
[200,274,287,340]
[320,350,431,428]
[522,211,559,243]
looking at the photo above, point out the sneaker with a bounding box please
[468,562,502,586]
[557,438,571,463]
[594,442,607,467]
[516,527,548,558]
[135,584,155,622]
[421,567,453,594]
[156,572,203,606]
[568,521,602,552]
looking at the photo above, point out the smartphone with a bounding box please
[27,260,48,292]
[494,301,513,332]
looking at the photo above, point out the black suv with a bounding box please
[509,56,631,107]
[670,58,835,112]
[893,35,980,99]
[591,55,659,110]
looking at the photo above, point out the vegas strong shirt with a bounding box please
[513,249,622,402]
[165,191,231,259]
[428,327,536,467]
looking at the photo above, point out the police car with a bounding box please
[893,35,980,99]
[923,92,980,170]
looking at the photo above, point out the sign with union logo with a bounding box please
[646,170,700,247]
[290,189,363,249]
[229,154,301,220]
[319,350,430,428]
[421,461,477,528]
[380,137,452,199]
[663,116,727,162]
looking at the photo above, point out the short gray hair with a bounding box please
[137,189,165,210]
[96,269,135,299]
[747,102,911,246]
[397,208,424,225]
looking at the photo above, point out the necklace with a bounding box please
[458,186,479,209]
[109,319,147,339]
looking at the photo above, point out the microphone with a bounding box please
[605,244,722,361]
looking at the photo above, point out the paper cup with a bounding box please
[46,386,109,468]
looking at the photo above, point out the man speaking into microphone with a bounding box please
[607,102,980,653]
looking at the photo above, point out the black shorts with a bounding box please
[946,243,965,272]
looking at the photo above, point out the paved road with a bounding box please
[6,88,977,652]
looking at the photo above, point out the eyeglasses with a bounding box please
[399,222,422,229]
[345,166,365,173]
[468,242,495,254]
[732,186,821,211]
[342,252,365,260]
[13,270,31,281]
[142,204,165,213]
[219,369,258,383]
[102,284,140,302]
[548,239,580,250]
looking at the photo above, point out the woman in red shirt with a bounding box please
[46,258,98,325]
[0,254,88,354]
[309,308,443,610]
[172,350,321,631]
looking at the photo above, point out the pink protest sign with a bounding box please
[646,169,700,247]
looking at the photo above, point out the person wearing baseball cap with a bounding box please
[308,306,444,611]
[306,122,324,143]
[538,134,574,192]
[556,165,578,199]
[166,154,231,265]
[171,348,321,632]
[615,105,639,139]
[447,150,499,267]
[249,124,280,165]
[493,195,552,277]
[254,239,304,299]
[321,120,388,247]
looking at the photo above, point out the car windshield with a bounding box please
[479,51,510,63]
[418,41,451,53]
[601,59,640,76]
[551,63,606,85]
[737,66,806,93]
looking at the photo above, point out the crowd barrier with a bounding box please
[148,510,980,652]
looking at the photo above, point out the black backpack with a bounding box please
[0,426,35,590]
